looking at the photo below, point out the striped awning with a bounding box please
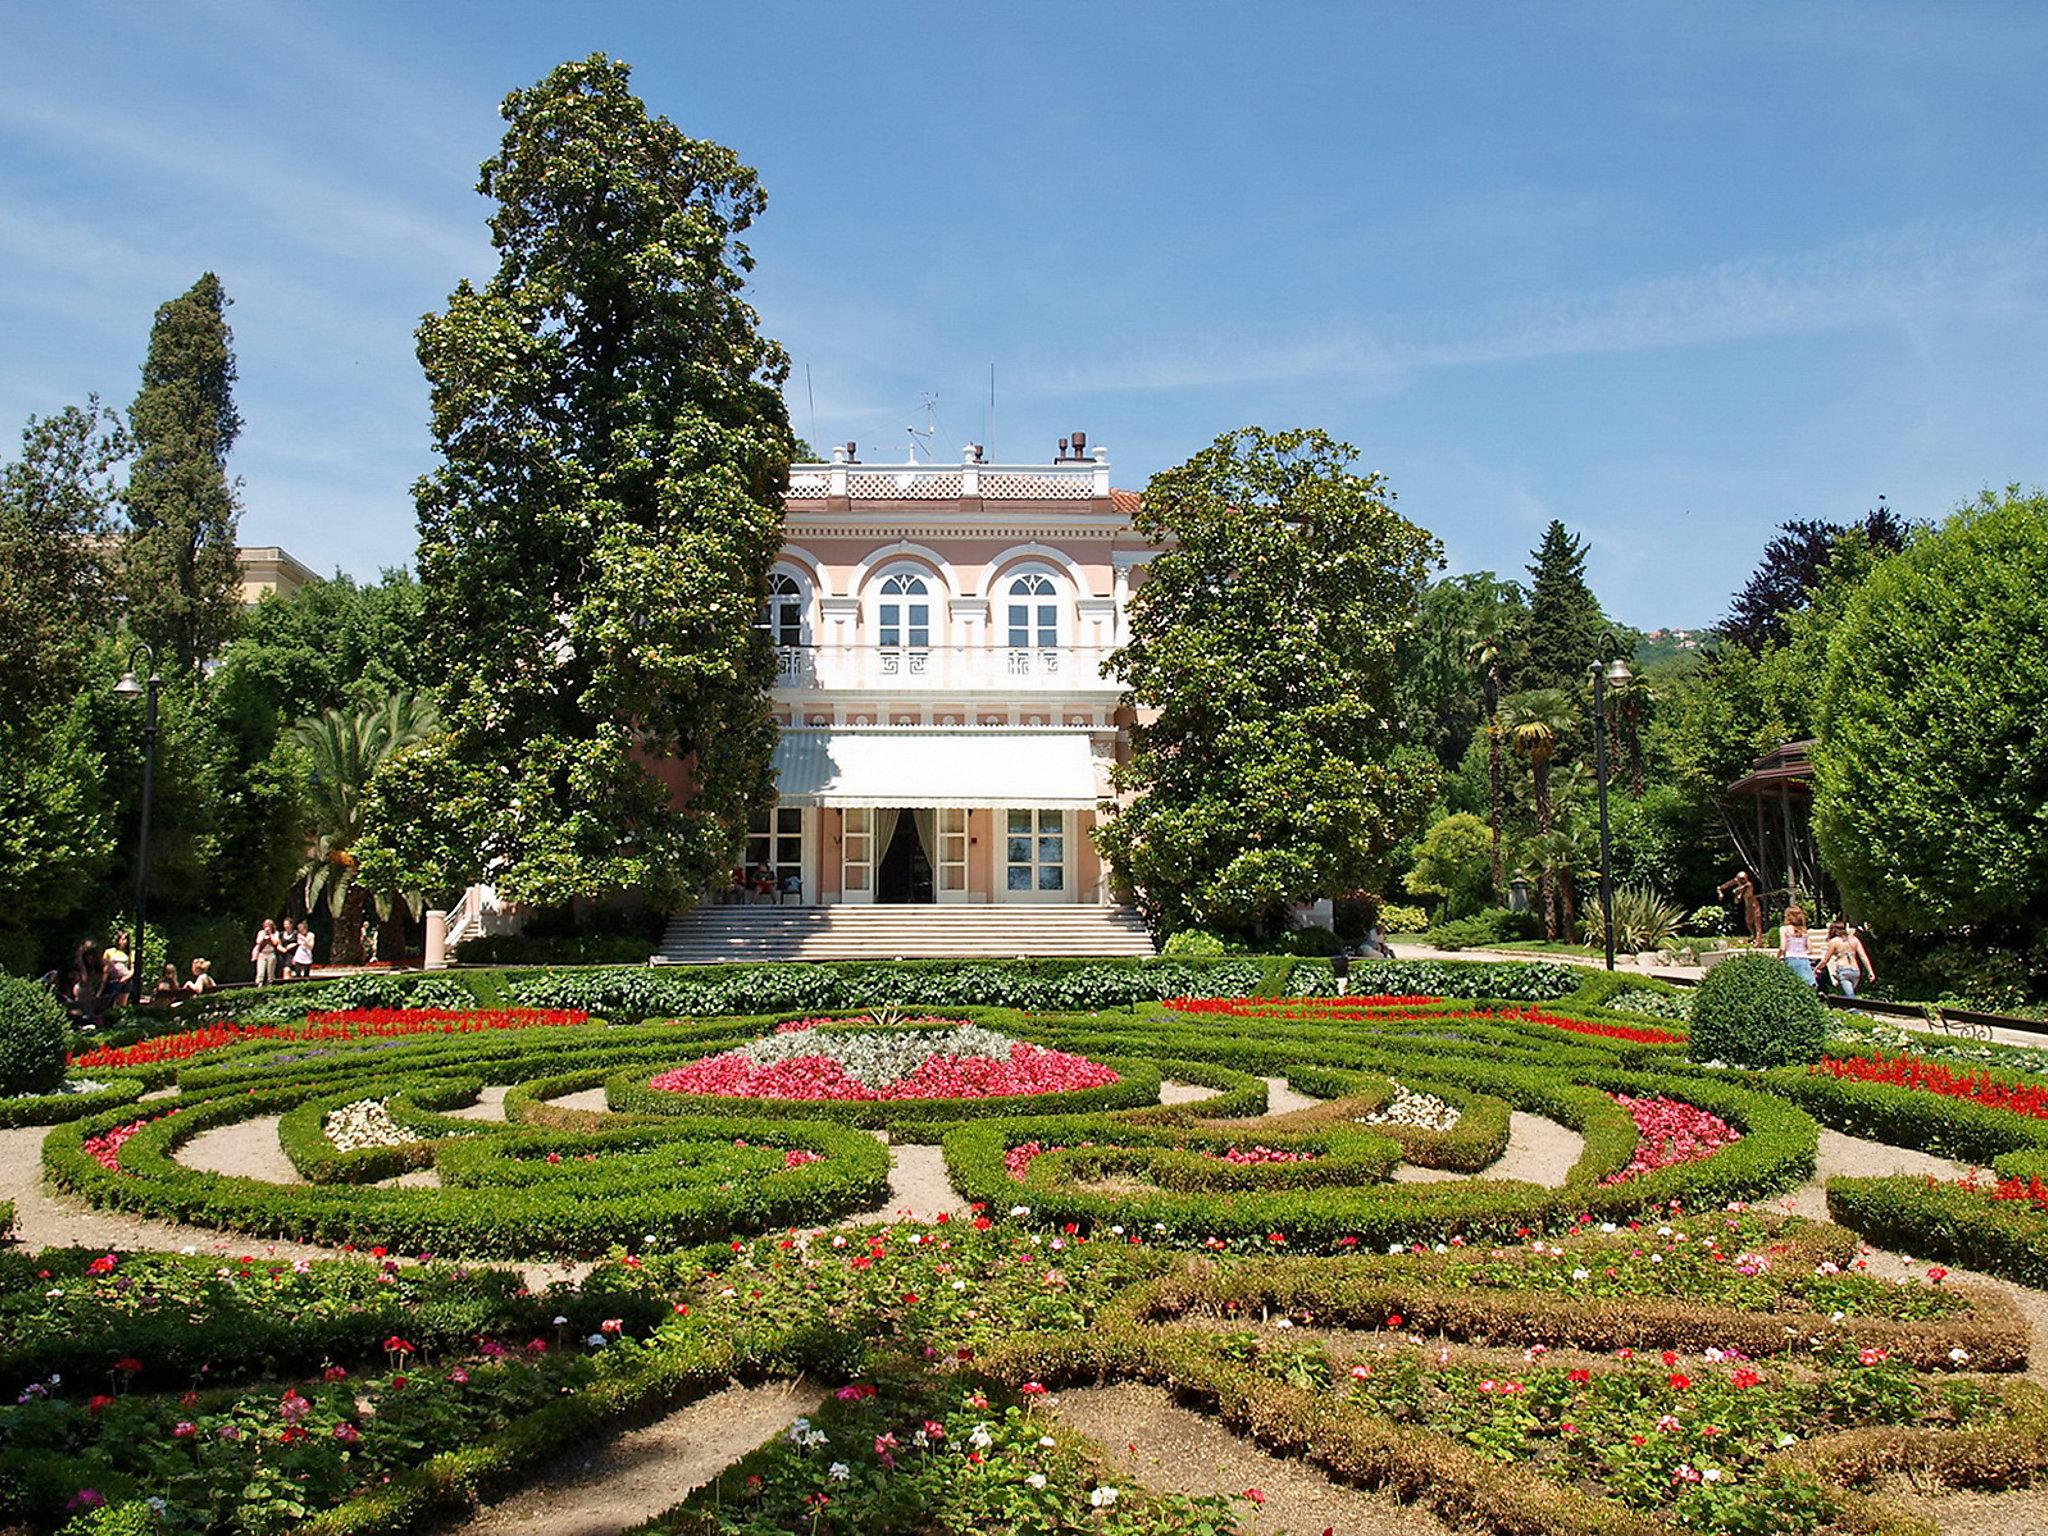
[770,728,1102,810]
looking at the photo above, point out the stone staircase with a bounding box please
[656,904,1157,964]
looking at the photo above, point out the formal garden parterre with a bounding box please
[11,956,2048,1533]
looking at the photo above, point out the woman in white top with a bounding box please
[1777,904,1817,986]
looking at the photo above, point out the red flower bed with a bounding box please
[1166,995,1683,1046]
[82,1112,175,1171]
[72,1008,589,1071]
[1601,1094,1741,1184]
[1816,1053,2048,1121]
[649,1043,1116,1102]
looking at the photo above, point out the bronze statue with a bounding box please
[1716,870,1765,946]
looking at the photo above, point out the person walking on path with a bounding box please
[1818,921,1876,999]
[290,920,316,980]
[1778,904,1818,986]
[251,920,281,987]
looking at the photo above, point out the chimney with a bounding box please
[1057,436,1070,460]
[844,441,858,463]
[1071,430,1087,459]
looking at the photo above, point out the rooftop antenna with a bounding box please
[804,364,817,456]
[906,392,939,462]
[987,362,996,463]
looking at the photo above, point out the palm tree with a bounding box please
[292,690,443,965]
[1525,822,1598,942]
[1505,688,1576,938]
[1467,614,1510,899]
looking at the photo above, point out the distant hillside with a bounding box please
[1634,627,1711,669]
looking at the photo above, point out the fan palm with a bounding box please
[1504,688,1576,937]
[292,690,443,965]
[1525,821,1598,941]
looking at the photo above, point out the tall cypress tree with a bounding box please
[367,55,794,909]
[1514,519,1601,692]
[122,273,244,672]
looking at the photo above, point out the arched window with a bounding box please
[1006,571,1060,648]
[876,571,931,649]
[760,573,806,647]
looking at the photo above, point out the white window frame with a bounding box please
[997,806,1072,904]
[870,564,936,678]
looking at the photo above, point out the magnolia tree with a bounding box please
[361,55,795,909]
[1096,427,1440,937]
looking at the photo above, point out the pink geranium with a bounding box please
[1601,1094,1741,1183]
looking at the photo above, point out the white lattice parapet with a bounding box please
[789,444,1111,502]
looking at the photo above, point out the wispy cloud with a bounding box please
[1041,210,2048,394]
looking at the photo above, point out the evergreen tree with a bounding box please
[1096,427,1440,937]
[368,55,795,908]
[1513,519,1601,692]
[122,273,244,672]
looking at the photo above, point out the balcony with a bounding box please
[772,644,1121,693]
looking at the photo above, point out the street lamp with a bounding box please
[113,644,161,1007]
[1588,635,1632,972]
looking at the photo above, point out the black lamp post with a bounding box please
[1588,634,1632,971]
[113,644,161,1006]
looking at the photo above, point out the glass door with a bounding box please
[840,808,873,903]
[1002,808,1069,903]
[937,808,968,902]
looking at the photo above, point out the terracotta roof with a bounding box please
[1110,488,1142,516]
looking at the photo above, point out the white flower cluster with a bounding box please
[62,1078,110,1095]
[1360,1083,1462,1131]
[322,1099,420,1152]
[735,1026,1019,1088]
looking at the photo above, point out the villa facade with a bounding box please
[741,438,1152,908]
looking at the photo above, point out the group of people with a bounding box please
[252,917,317,985]
[44,930,219,1025]
[1776,904,1876,997]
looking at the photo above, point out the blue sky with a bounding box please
[3,2,2045,625]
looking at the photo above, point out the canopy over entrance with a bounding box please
[770,728,1101,810]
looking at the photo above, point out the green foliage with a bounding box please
[1404,811,1496,918]
[1814,490,2048,978]
[1376,902,1430,934]
[0,398,128,720]
[391,55,794,910]
[1689,953,1826,1068]
[1161,928,1226,958]
[1687,903,1731,937]
[1418,907,1537,951]
[1096,426,1440,935]
[1608,783,1722,908]
[120,273,244,673]
[0,973,68,1097]
[1513,520,1601,693]
[1579,885,1683,951]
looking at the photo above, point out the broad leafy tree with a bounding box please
[122,274,245,673]
[1402,811,1495,919]
[1096,427,1440,937]
[1814,490,2048,956]
[0,399,129,720]
[1721,501,1909,651]
[386,54,796,908]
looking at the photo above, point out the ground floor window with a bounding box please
[746,805,803,893]
[1007,808,1065,892]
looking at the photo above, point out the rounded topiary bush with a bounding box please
[1689,953,1826,1067]
[0,974,69,1097]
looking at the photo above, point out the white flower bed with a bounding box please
[1360,1082,1462,1131]
[730,1025,1019,1089]
[323,1098,420,1152]
[62,1078,110,1095]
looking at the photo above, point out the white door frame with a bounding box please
[996,805,1074,904]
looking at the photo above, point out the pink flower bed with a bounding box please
[1601,1094,1741,1184]
[82,1114,171,1171]
[648,1024,1118,1103]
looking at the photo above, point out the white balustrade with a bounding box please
[772,644,1120,692]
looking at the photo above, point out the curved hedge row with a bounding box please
[0,1075,145,1128]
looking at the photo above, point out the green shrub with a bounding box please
[458,930,660,966]
[1607,987,1691,1023]
[1580,885,1683,950]
[1269,925,1346,956]
[1689,953,1826,1067]
[1377,903,1430,934]
[1687,904,1731,937]
[1162,929,1226,958]
[0,974,68,1097]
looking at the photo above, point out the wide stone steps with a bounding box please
[656,904,1157,963]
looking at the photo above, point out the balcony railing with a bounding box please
[772,644,1121,692]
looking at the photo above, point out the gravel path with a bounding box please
[1259,1076,1323,1116]
[177,1115,303,1183]
[1055,1381,1459,1535]
[539,1087,611,1114]
[446,1084,511,1122]
[1390,1111,1585,1188]
[1877,1484,2048,1536]
[1158,1080,1224,1105]
[0,1124,338,1261]
[1777,1128,1974,1222]
[454,1378,822,1535]
[834,1137,966,1226]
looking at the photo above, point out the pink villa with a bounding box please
[743,435,1149,910]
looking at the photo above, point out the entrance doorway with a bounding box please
[876,808,934,904]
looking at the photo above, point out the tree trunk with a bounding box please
[332,881,368,966]
[1534,759,1556,939]
[1559,869,1577,940]
[1486,710,1504,898]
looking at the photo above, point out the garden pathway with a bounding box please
[447,1084,511,1121]
[1778,1128,1974,1223]
[1054,1381,1461,1536]
[454,1377,823,1535]
[1389,1111,1585,1188]
[1259,1076,1322,1115]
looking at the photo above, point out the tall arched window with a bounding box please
[760,573,806,647]
[877,571,931,649]
[1006,571,1060,648]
